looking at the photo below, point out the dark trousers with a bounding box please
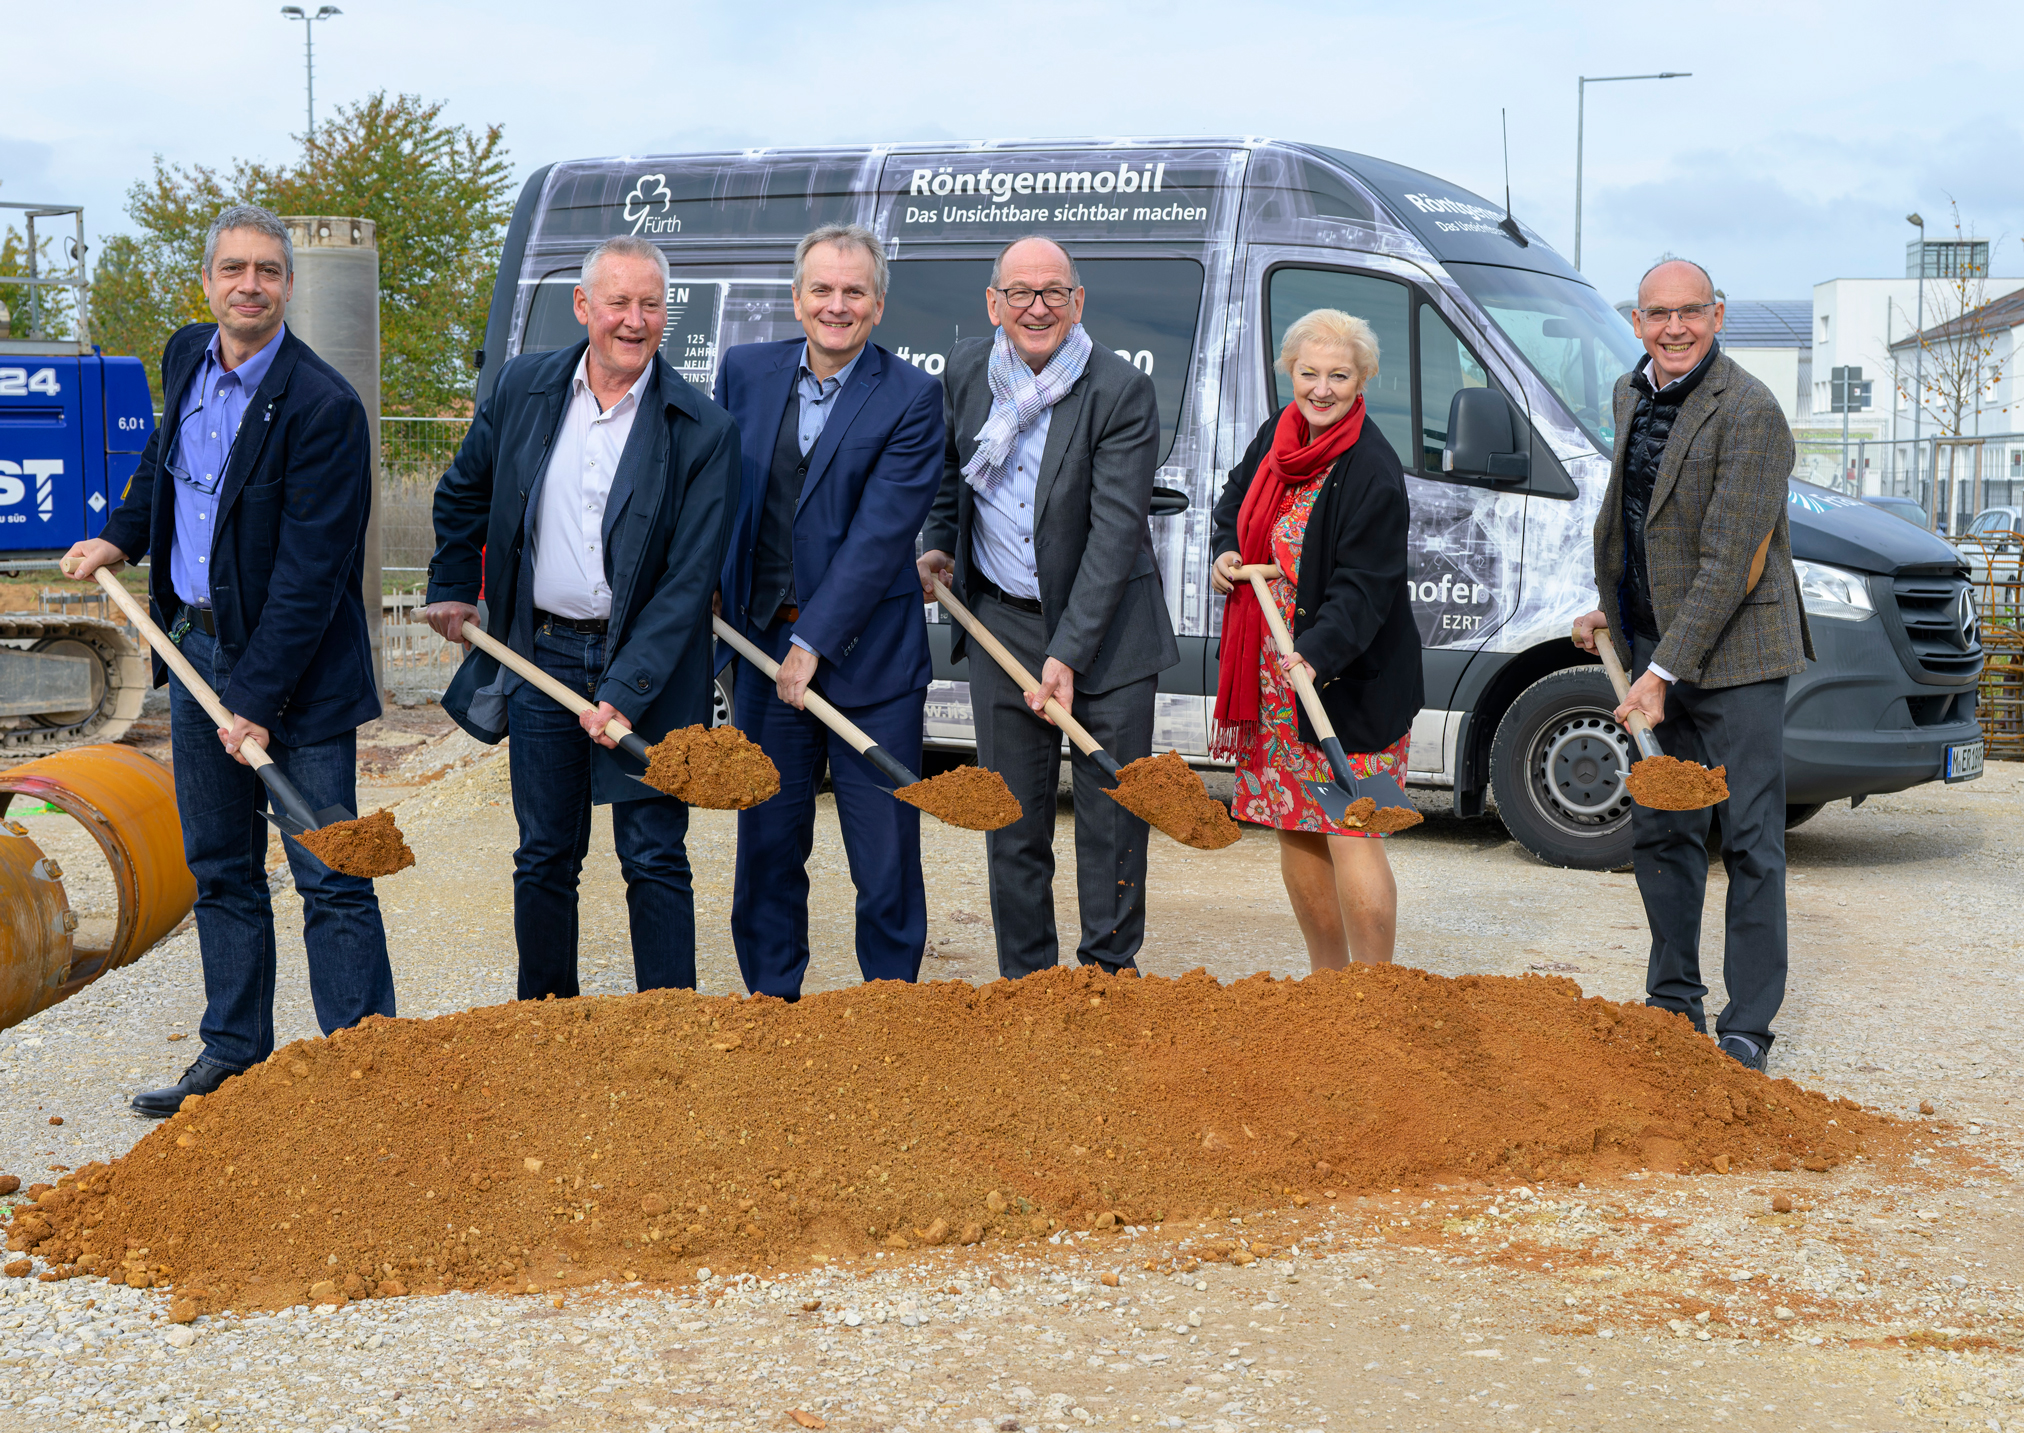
[968,591,1156,979]
[730,617,928,998]
[1631,635,1789,1049]
[167,626,394,1073]
[507,621,694,1000]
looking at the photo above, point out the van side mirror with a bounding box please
[1442,389,1531,482]
[1149,485,1189,517]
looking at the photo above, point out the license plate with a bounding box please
[1946,738,1985,783]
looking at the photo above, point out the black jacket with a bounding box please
[1211,413,1423,754]
[426,342,740,805]
[99,323,379,745]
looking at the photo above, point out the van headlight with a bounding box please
[1792,560,1874,621]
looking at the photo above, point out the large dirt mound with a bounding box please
[5,965,1895,1315]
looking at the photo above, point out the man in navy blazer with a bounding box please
[65,204,392,1117]
[716,224,945,998]
[425,236,738,1003]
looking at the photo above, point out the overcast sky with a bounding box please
[6,0,2021,306]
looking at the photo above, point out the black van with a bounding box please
[475,137,1986,868]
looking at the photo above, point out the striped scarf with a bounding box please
[962,323,1094,497]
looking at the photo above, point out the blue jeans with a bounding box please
[167,626,394,1074]
[729,617,927,998]
[507,620,695,1000]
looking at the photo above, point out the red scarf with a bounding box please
[1211,397,1365,758]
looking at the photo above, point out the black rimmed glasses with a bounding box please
[1637,303,1719,325]
[992,285,1077,310]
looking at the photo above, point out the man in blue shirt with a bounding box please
[66,204,391,1116]
[715,224,946,998]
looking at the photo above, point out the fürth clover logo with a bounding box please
[624,174,678,236]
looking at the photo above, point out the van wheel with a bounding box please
[1490,666,1635,870]
[710,672,734,729]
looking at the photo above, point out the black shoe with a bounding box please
[1717,1034,1767,1072]
[130,1060,237,1118]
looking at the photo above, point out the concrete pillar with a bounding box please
[280,216,383,699]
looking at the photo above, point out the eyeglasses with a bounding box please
[992,285,1076,310]
[1638,303,1719,325]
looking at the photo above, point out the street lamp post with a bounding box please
[1908,212,1929,529]
[1574,71,1691,271]
[279,6,341,140]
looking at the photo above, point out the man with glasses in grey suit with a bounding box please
[918,235,1179,979]
[1574,258,1810,1073]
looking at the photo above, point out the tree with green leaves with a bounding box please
[92,92,513,414]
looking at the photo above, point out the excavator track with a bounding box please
[0,614,149,753]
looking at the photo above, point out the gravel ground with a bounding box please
[1,728,2020,1431]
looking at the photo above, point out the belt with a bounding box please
[971,574,1043,616]
[176,602,217,637]
[535,609,609,635]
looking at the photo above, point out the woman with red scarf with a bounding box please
[1209,308,1423,968]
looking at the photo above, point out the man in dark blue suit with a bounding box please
[716,224,945,998]
[425,236,738,1002]
[65,204,392,1116]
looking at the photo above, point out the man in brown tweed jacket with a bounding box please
[1573,258,1812,1073]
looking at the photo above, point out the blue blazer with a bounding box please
[99,323,378,746]
[716,340,944,708]
[428,342,740,804]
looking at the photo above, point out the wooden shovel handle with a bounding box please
[1242,570,1339,745]
[931,577,1102,758]
[711,616,881,759]
[461,624,635,745]
[1590,628,1660,746]
[75,562,276,773]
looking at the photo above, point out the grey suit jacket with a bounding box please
[924,338,1180,695]
[1593,351,1814,689]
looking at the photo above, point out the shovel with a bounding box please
[76,563,357,838]
[1591,628,1729,811]
[711,615,1020,832]
[1235,564,1419,831]
[72,562,414,877]
[931,576,1238,850]
[458,623,659,779]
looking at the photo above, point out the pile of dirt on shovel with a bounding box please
[5,965,1906,1316]
[1109,750,1241,849]
[292,809,415,878]
[1625,754,1731,810]
[895,764,1022,831]
[643,725,780,809]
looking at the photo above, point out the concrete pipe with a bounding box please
[0,744,194,1030]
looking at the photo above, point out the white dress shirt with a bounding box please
[531,353,653,620]
[971,407,1051,600]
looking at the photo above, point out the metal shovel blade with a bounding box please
[1353,769,1417,814]
[1300,775,1359,827]
[257,802,358,838]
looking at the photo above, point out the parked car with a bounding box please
[475,136,1987,868]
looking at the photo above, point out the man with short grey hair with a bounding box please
[425,232,738,1003]
[918,234,1179,979]
[65,202,391,1116]
[716,222,944,998]
[1574,256,1809,1072]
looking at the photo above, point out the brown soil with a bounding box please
[1108,750,1240,850]
[643,725,781,809]
[6,963,1901,1315]
[895,765,1021,831]
[291,810,415,879]
[1625,754,1731,811]
[1360,802,1425,835]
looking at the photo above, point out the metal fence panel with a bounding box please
[380,417,470,573]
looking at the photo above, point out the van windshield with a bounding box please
[1445,264,1645,453]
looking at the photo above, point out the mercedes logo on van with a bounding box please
[1954,585,1979,651]
[624,174,679,236]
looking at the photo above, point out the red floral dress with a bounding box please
[1230,478,1411,836]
